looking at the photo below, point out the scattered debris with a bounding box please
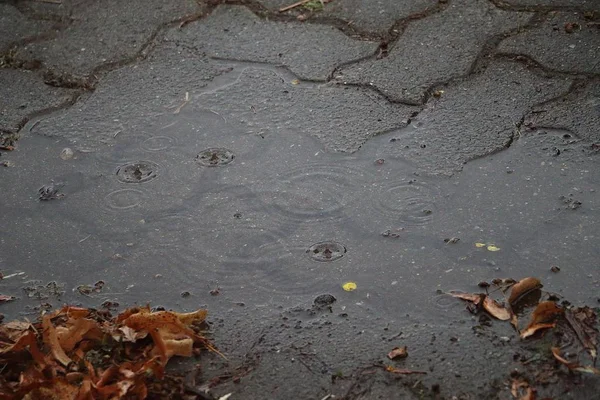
[38,183,65,201]
[0,295,16,304]
[550,266,560,273]
[0,305,216,398]
[314,294,336,308]
[375,159,385,165]
[381,229,402,238]
[551,347,600,375]
[444,237,460,244]
[60,148,74,160]
[387,346,408,360]
[432,90,444,98]
[384,365,426,375]
[511,376,535,400]
[564,22,580,33]
[76,281,105,296]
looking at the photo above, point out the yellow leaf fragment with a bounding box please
[487,245,500,252]
[475,242,486,248]
[342,282,357,291]
[291,79,300,85]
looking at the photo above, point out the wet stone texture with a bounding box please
[0,69,76,134]
[336,0,533,104]
[13,0,204,78]
[497,0,600,9]
[167,5,378,81]
[524,81,600,143]
[377,60,572,174]
[0,3,53,53]
[498,11,600,74]
[258,0,438,35]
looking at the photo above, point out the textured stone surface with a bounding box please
[29,42,227,146]
[0,69,75,134]
[497,0,599,9]
[336,0,532,104]
[374,61,572,174]
[0,3,53,53]
[258,0,438,34]
[14,0,203,77]
[168,5,378,81]
[498,12,600,74]
[524,82,600,143]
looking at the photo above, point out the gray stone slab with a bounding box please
[168,5,378,81]
[498,12,600,74]
[371,61,572,174]
[498,0,598,9]
[259,0,438,34]
[28,42,228,147]
[0,69,75,134]
[0,3,53,53]
[524,82,600,143]
[336,0,533,104]
[14,0,203,78]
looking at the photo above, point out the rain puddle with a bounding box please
[0,63,598,330]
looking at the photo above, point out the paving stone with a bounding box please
[0,69,75,134]
[28,42,235,147]
[258,0,438,34]
[524,82,600,143]
[14,0,203,78]
[377,61,572,174]
[336,0,532,104]
[497,0,599,9]
[168,5,378,81]
[498,12,600,74]
[0,3,53,53]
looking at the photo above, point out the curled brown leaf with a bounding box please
[508,277,542,306]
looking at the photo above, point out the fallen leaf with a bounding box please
[520,301,562,339]
[450,291,482,303]
[55,317,103,352]
[508,277,542,306]
[511,376,535,400]
[342,282,357,291]
[387,346,408,360]
[475,242,486,248]
[486,245,501,252]
[565,307,598,360]
[551,347,600,375]
[218,394,233,400]
[291,79,300,85]
[483,297,511,321]
[385,365,427,375]
[0,294,15,303]
[42,315,72,366]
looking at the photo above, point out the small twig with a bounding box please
[280,0,311,12]
[33,0,62,3]
[78,234,91,243]
[173,92,190,114]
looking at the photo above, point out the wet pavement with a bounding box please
[1,0,599,399]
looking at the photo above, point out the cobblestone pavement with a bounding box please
[1,0,599,398]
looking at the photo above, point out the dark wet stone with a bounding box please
[313,294,336,308]
[0,4,53,53]
[14,0,204,77]
[307,241,346,262]
[0,69,75,134]
[196,148,235,167]
[167,5,377,81]
[337,0,532,103]
[499,12,599,74]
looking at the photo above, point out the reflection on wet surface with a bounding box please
[0,65,598,324]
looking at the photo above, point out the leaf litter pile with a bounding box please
[0,305,217,399]
[449,276,599,398]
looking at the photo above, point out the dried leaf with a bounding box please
[387,346,408,360]
[486,245,501,252]
[483,297,511,321]
[55,317,102,352]
[475,242,486,248]
[42,316,72,366]
[508,277,542,306]
[450,291,483,304]
[565,307,598,360]
[385,365,427,375]
[511,377,535,400]
[0,294,15,303]
[520,301,562,339]
[551,347,600,375]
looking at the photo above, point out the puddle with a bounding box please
[0,68,598,326]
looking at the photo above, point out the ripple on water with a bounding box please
[104,188,147,210]
[141,135,177,152]
[115,161,160,183]
[370,179,440,227]
[257,163,371,224]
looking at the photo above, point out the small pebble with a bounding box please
[550,266,560,273]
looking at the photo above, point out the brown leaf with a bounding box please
[55,317,102,352]
[0,295,15,303]
[41,315,72,367]
[520,302,562,339]
[483,297,511,321]
[387,346,408,360]
[511,377,535,400]
[565,307,598,360]
[450,291,482,304]
[385,365,427,375]
[551,347,600,375]
[508,277,542,306]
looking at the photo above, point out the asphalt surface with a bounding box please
[1,0,599,399]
